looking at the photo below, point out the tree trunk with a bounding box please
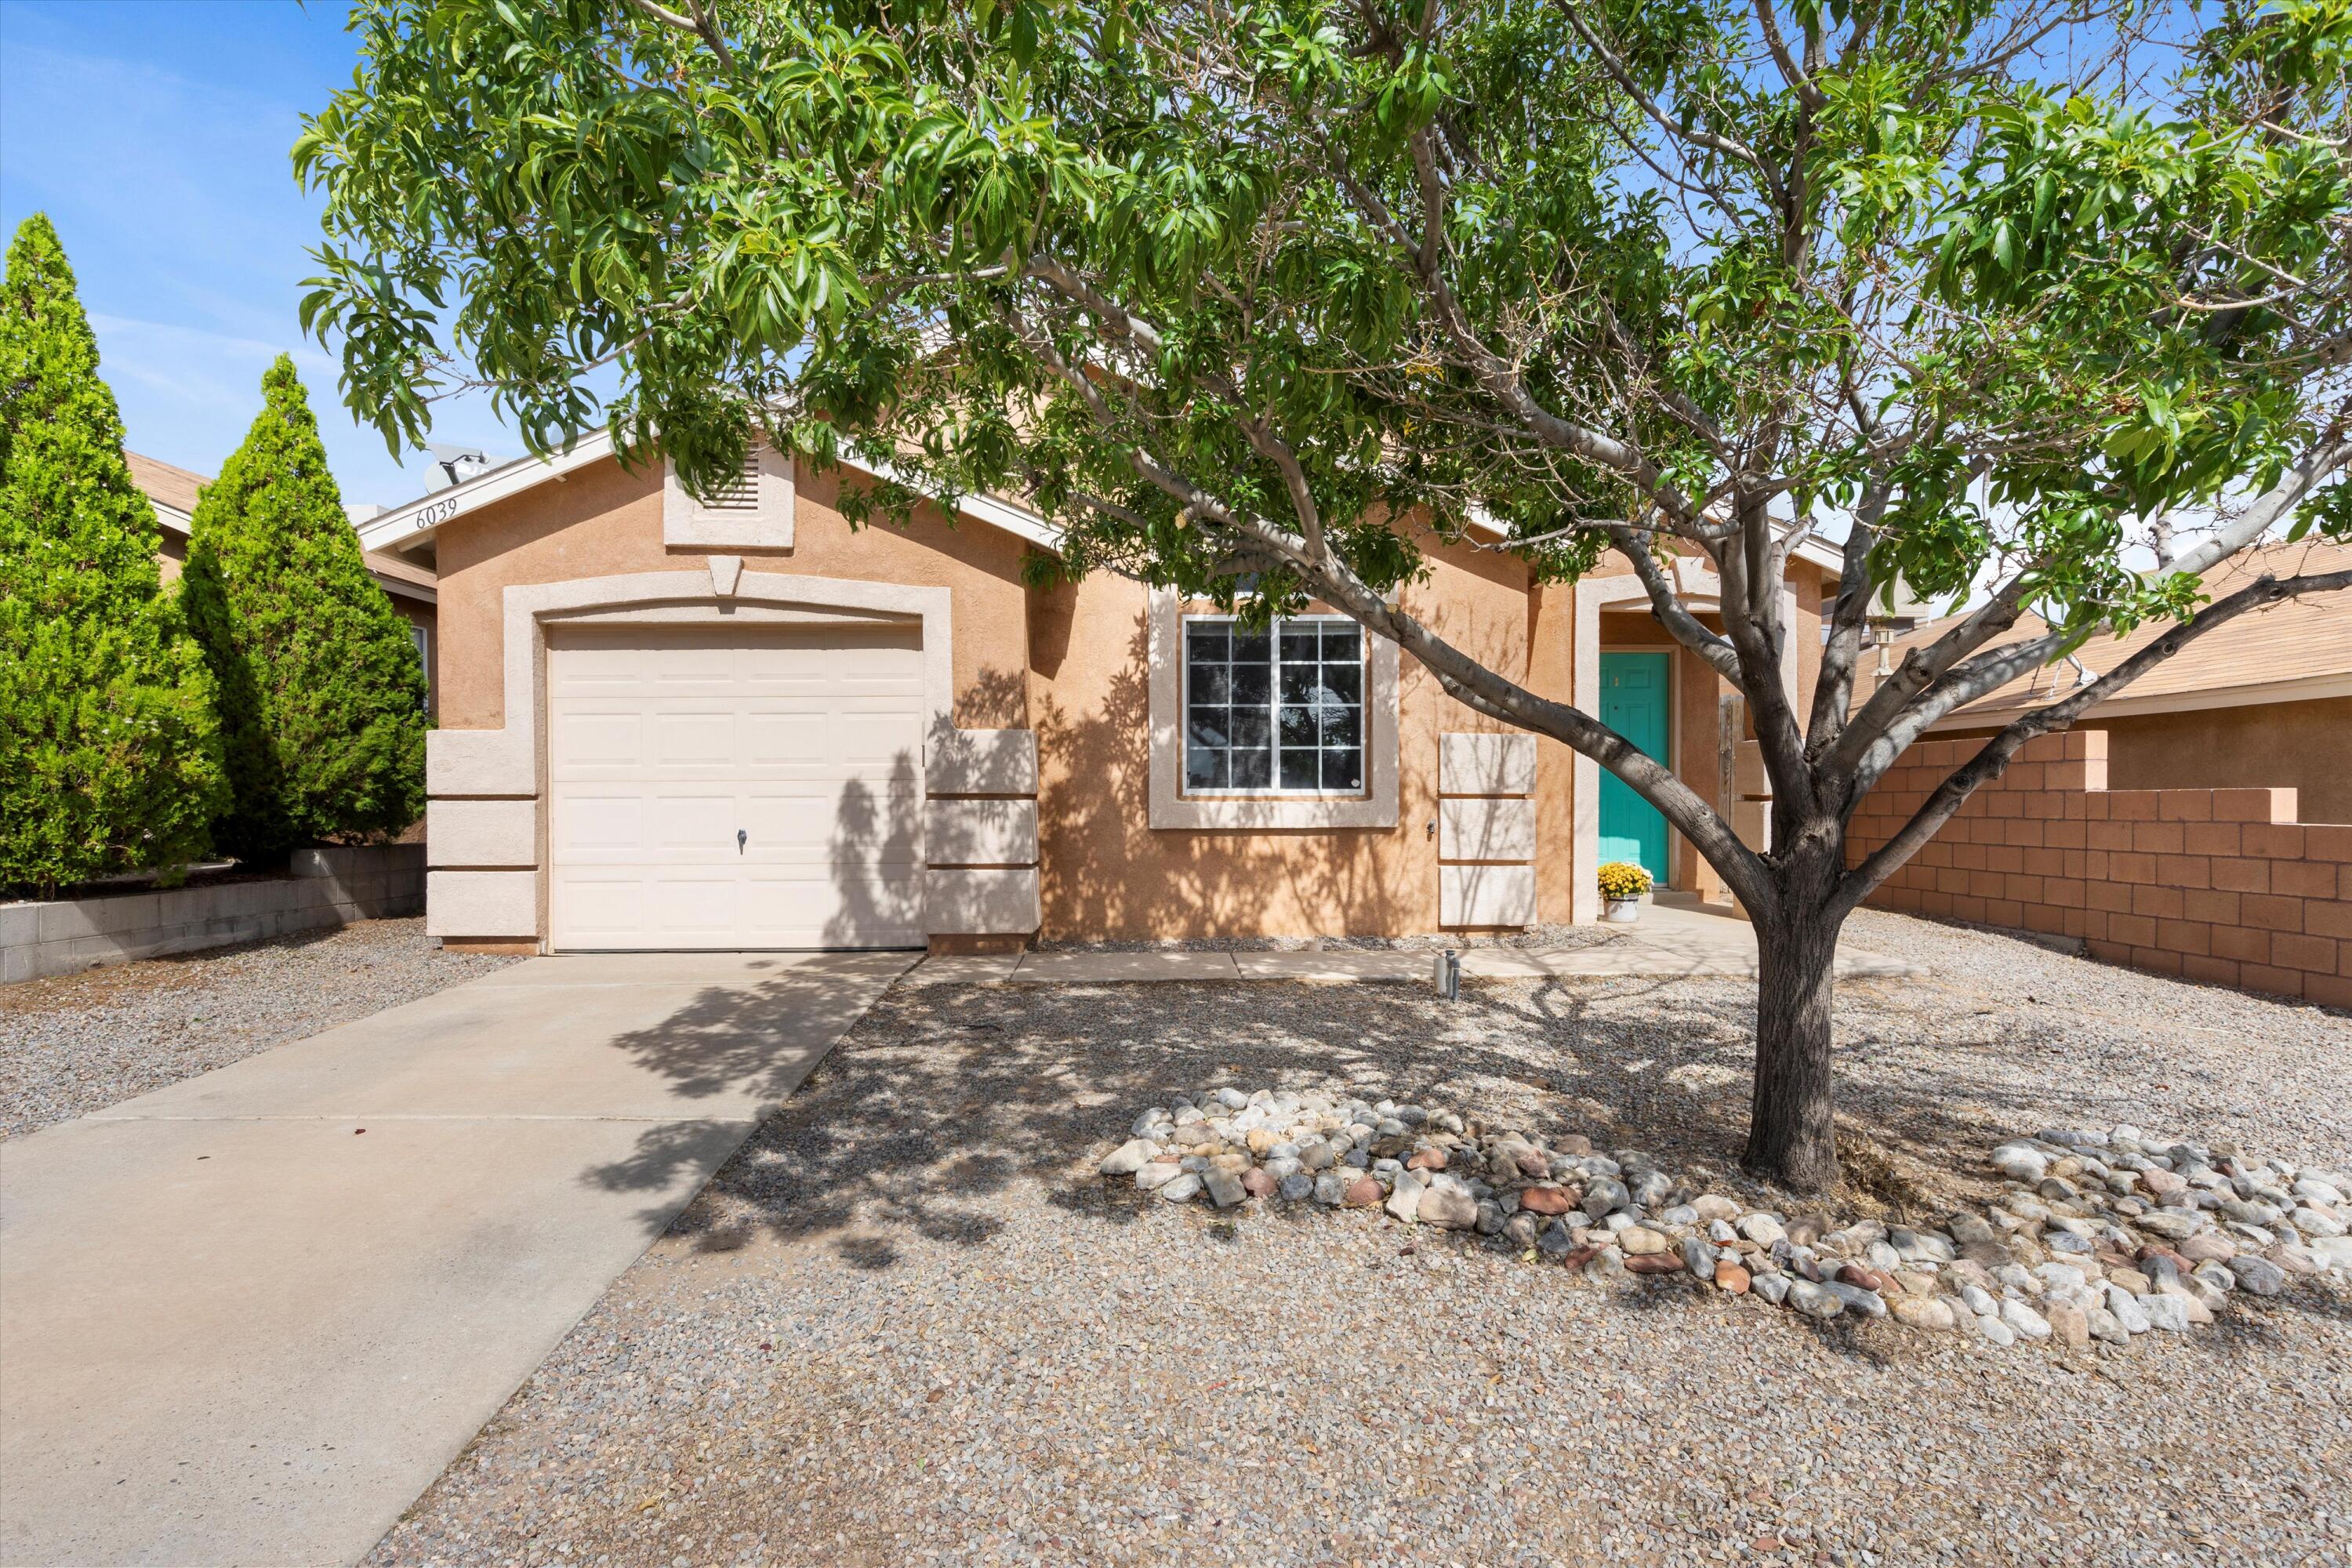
[1742,848,1847,1192]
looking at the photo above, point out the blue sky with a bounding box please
[0,0,514,507]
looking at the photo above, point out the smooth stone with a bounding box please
[1386,1171,1427,1223]
[1205,1169,1248,1207]
[1473,1200,1506,1236]
[1158,1172,1203,1203]
[1786,1279,1843,1319]
[1584,1247,1627,1281]
[1753,1272,1791,1305]
[1279,1173,1316,1202]
[1958,1284,1998,1317]
[2310,1236,2352,1271]
[2045,1302,2090,1348]
[1100,1139,1157,1177]
[1618,1227,1669,1256]
[1682,1237,1718,1279]
[1625,1253,1684,1275]
[1822,1281,1889,1317]
[2137,1293,2192,1332]
[1313,1171,1351,1206]
[1691,1194,1740,1222]
[2176,1231,2236,1262]
[1134,1162,1182,1191]
[1344,1176,1384,1207]
[2105,1285,2151,1334]
[1581,1178,1629,1218]
[1239,1167,1275,1200]
[1714,1260,1752,1294]
[1519,1185,1576,1216]
[1736,1214,1788,1247]
[1891,1296,1956,1331]
[1420,1184,1479,1230]
[1263,1156,1301,1182]
[2232,1254,2287,1295]
[1991,1144,2049,1183]
[1962,1309,2016,1347]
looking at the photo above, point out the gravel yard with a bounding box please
[373,911,2351,1568]
[0,918,521,1139]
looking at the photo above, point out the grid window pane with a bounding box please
[1183,615,1367,797]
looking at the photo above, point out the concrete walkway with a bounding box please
[910,900,1922,986]
[0,950,910,1568]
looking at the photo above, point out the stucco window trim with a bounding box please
[1570,572,1796,923]
[1146,587,1399,830]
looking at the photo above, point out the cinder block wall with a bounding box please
[1,845,426,985]
[1847,731,2352,1007]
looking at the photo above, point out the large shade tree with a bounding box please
[299,0,2350,1190]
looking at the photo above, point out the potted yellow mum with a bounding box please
[1597,860,1653,923]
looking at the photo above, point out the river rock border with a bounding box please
[1098,1089,2352,1347]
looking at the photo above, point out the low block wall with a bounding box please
[1849,731,2352,1007]
[1,846,426,985]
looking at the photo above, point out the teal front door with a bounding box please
[1598,652,1671,884]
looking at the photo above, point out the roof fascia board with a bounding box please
[356,431,619,552]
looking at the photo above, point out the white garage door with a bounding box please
[547,622,927,950]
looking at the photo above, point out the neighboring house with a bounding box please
[355,435,1846,953]
[1867,537,2352,824]
[126,451,440,717]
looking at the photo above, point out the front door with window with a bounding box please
[1597,651,1671,884]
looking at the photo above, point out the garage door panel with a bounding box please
[553,792,647,858]
[550,712,645,773]
[651,792,739,853]
[649,712,738,770]
[651,875,739,938]
[557,872,652,939]
[548,623,927,950]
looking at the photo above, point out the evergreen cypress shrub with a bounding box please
[0,214,225,895]
[181,356,427,858]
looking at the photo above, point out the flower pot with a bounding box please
[1602,898,1642,923]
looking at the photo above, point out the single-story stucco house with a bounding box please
[354,437,1846,954]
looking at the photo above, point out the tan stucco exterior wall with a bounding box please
[431,455,1035,735]
[1946,695,2352,826]
[1029,533,1548,941]
[424,460,1844,940]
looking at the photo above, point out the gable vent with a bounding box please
[700,449,762,511]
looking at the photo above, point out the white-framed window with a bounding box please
[1182,615,1365,795]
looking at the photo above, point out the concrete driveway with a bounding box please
[0,949,911,1568]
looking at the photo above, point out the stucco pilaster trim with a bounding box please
[1572,572,1795,922]
[1145,587,1400,830]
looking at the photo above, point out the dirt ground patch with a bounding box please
[371,913,2352,1568]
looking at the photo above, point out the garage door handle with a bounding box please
[737,829,747,854]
